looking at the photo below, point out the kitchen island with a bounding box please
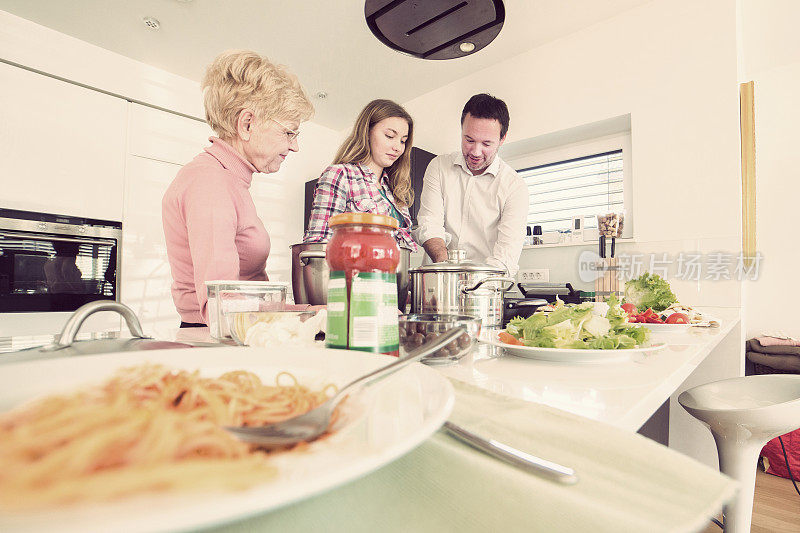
[0,307,741,532]
[438,306,744,468]
[162,306,742,468]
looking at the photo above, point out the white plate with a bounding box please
[638,318,721,332]
[0,346,454,533]
[481,331,666,363]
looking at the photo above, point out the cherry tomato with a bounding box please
[621,303,637,315]
[498,331,523,346]
[665,313,690,324]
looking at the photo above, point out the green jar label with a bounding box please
[349,272,399,353]
[325,271,348,349]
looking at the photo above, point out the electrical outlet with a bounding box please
[519,269,550,282]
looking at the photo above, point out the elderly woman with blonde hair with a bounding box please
[163,50,314,327]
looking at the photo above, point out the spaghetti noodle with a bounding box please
[0,364,336,509]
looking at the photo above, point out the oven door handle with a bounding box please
[41,301,150,352]
[0,230,116,247]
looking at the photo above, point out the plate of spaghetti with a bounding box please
[0,345,454,532]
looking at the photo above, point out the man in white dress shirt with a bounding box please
[415,94,528,275]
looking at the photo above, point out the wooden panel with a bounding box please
[700,469,800,533]
[740,81,756,267]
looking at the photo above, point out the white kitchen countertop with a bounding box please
[1,307,742,439]
[153,307,742,435]
[437,306,742,433]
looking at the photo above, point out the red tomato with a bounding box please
[498,331,523,346]
[665,313,690,324]
[621,303,637,315]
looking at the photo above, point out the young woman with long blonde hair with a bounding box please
[304,99,417,249]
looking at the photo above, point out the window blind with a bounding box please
[519,149,624,233]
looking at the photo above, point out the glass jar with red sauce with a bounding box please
[325,212,400,356]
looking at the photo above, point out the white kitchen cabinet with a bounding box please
[120,155,181,333]
[127,103,211,165]
[121,105,211,333]
[0,62,127,220]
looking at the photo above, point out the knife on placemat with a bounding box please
[443,421,578,485]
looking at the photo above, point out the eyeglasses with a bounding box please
[271,118,300,142]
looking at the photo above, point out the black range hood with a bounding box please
[365,0,505,60]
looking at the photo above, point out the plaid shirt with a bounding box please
[304,163,418,250]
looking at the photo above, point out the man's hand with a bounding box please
[422,238,449,263]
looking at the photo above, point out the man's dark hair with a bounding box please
[460,93,510,138]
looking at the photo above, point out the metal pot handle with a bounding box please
[462,276,516,294]
[299,250,327,266]
[42,301,150,351]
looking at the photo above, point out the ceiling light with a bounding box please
[365,0,505,60]
[142,16,161,31]
[316,91,328,99]
[459,42,476,53]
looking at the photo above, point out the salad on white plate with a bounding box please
[621,273,720,327]
[499,295,652,350]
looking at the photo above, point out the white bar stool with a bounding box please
[678,375,800,533]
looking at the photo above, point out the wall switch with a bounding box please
[519,269,550,282]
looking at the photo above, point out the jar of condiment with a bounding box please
[325,212,400,356]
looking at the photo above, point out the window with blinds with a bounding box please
[519,149,624,234]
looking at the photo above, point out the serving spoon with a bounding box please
[225,326,467,449]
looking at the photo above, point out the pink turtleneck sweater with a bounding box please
[162,137,270,324]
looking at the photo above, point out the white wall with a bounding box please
[404,0,743,308]
[252,123,341,283]
[738,0,800,338]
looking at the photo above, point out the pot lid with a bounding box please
[410,249,505,273]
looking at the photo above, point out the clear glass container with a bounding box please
[205,280,287,339]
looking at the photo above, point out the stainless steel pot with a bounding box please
[409,250,515,328]
[4,301,194,363]
[290,242,327,305]
[290,242,411,310]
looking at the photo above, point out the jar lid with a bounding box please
[329,212,399,229]
[410,249,505,274]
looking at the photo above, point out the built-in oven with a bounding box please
[0,209,121,313]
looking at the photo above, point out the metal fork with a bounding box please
[225,326,467,449]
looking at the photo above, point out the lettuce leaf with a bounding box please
[624,272,677,312]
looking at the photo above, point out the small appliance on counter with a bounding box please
[502,282,584,327]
